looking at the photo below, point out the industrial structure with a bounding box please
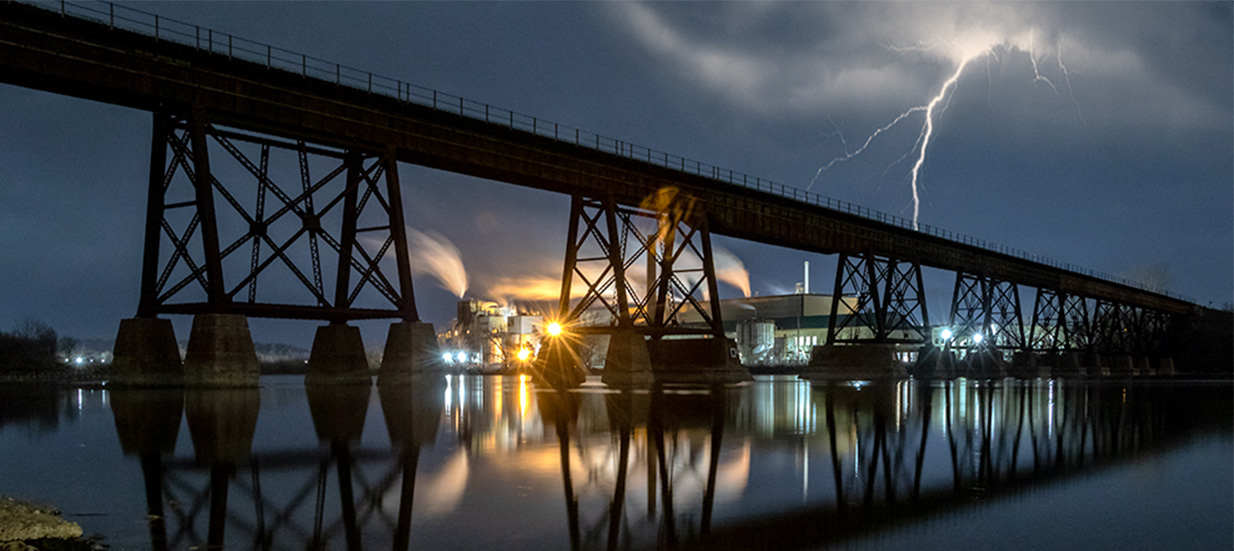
[437,300,547,373]
[678,292,921,366]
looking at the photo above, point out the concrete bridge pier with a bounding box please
[1108,355,1137,377]
[1134,356,1154,376]
[1083,352,1108,376]
[377,321,440,386]
[306,324,371,385]
[1009,351,1051,379]
[183,314,260,387]
[599,332,653,389]
[910,346,955,378]
[1053,352,1087,376]
[646,337,750,385]
[1156,357,1176,376]
[801,344,908,382]
[112,317,183,385]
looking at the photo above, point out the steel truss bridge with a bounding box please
[0,1,1197,368]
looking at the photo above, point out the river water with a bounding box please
[1,375,1230,550]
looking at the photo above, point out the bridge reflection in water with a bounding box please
[106,377,1227,550]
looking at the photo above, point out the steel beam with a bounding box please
[141,116,417,322]
[556,192,725,338]
[947,272,1024,353]
[827,253,928,345]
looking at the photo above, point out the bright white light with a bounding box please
[456,352,467,363]
[546,322,563,337]
[74,357,84,365]
[972,333,984,344]
[940,328,953,340]
[442,352,454,363]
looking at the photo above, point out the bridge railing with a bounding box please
[37,0,1193,304]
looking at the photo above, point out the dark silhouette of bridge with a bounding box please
[0,1,1202,385]
[105,378,1222,550]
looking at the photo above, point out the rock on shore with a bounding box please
[0,497,83,542]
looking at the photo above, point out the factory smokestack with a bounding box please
[804,260,810,294]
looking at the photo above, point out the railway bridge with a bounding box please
[0,1,1200,385]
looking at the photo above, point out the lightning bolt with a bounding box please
[1028,32,1059,95]
[808,106,927,191]
[811,33,1082,230]
[907,57,974,229]
[1056,38,1087,127]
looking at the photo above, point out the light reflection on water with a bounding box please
[0,376,1230,550]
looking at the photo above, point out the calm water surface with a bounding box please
[1,375,1230,550]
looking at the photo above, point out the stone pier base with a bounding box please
[1134,356,1154,376]
[1157,358,1176,376]
[1084,353,1108,376]
[306,324,371,385]
[112,317,183,385]
[377,321,439,386]
[599,332,654,388]
[911,346,953,378]
[184,314,259,387]
[535,336,589,390]
[801,344,908,382]
[1009,351,1052,379]
[1053,352,1087,376]
[646,338,751,385]
[1108,355,1136,376]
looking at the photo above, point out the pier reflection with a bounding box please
[102,376,1225,550]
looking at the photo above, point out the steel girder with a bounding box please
[1035,293,1171,356]
[1030,289,1091,352]
[1089,300,1122,355]
[556,191,725,338]
[826,253,929,344]
[947,272,1026,352]
[137,112,418,322]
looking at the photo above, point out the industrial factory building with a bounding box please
[440,289,922,372]
[438,300,548,372]
[675,291,921,365]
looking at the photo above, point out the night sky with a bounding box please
[0,1,1230,348]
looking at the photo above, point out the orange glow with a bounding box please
[546,322,563,337]
[516,348,532,361]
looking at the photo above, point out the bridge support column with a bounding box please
[135,112,431,380]
[184,313,260,386]
[942,272,1028,378]
[550,192,748,388]
[806,252,927,381]
[112,317,183,384]
[377,321,440,385]
[307,324,371,384]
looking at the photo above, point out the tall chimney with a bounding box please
[804,261,810,294]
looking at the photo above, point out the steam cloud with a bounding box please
[407,228,468,298]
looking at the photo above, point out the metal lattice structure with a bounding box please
[827,253,929,345]
[1029,288,1092,352]
[137,112,418,322]
[947,272,1025,352]
[556,192,725,338]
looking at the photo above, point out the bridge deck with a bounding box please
[0,2,1192,314]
